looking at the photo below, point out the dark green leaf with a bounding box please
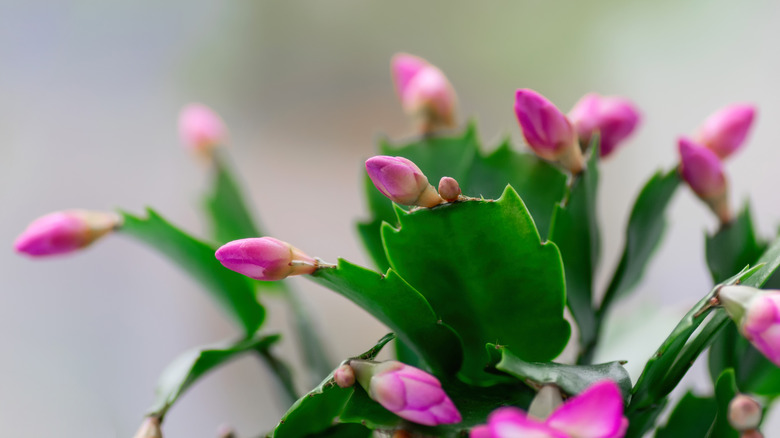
[119,208,264,334]
[149,333,279,419]
[204,152,263,244]
[382,185,571,383]
[489,344,631,400]
[308,260,463,376]
[654,392,717,438]
[705,205,766,283]
[549,140,601,360]
[707,369,739,438]
[305,424,370,438]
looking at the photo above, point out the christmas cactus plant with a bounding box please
[14,53,777,438]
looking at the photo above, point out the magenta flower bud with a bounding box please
[438,177,462,202]
[350,360,461,426]
[14,210,120,258]
[698,104,756,159]
[133,417,163,438]
[568,93,641,158]
[215,237,317,281]
[470,380,627,438]
[720,286,780,367]
[391,53,457,132]
[678,137,730,223]
[514,89,584,174]
[333,363,356,388]
[728,395,762,431]
[365,155,442,208]
[178,103,227,152]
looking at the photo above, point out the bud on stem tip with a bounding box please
[365,155,442,207]
[215,237,324,281]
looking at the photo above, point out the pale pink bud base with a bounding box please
[719,286,780,367]
[178,103,227,154]
[728,395,762,431]
[14,210,120,258]
[392,53,458,134]
[334,363,356,388]
[215,237,318,281]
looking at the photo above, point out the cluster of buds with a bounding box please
[718,285,780,367]
[677,104,756,224]
[14,210,120,258]
[470,380,627,438]
[215,237,326,281]
[365,155,463,207]
[391,53,457,133]
[514,89,641,174]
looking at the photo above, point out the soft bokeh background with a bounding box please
[2,1,780,436]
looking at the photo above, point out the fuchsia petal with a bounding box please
[215,237,316,281]
[14,210,118,257]
[698,104,756,159]
[569,94,641,158]
[678,137,726,198]
[514,89,575,158]
[391,53,428,98]
[469,425,492,438]
[743,293,780,366]
[546,381,625,438]
[365,155,440,207]
[488,407,567,438]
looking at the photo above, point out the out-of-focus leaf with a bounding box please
[705,205,766,283]
[204,152,263,244]
[119,208,264,334]
[308,260,463,376]
[654,392,717,438]
[382,185,570,383]
[149,333,280,419]
[707,369,739,438]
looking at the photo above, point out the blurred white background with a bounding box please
[2,1,780,436]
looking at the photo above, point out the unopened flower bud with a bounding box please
[568,93,641,158]
[133,417,163,438]
[678,137,730,223]
[350,360,461,426]
[698,104,756,160]
[514,89,584,174]
[215,237,317,281]
[438,177,461,202]
[178,103,227,153]
[365,155,443,208]
[719,286,780,366]
[728,394,762,431]
[333,364,356,388]
[391,53,457,133]
[14,210,120,257]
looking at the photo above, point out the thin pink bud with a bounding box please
[391,53,457,132]
[698,104,756,159]
[178,103,227,152]
[678,137,730,223]
[351,360,461,426]
[438,177,461,202]
[569,93,641,158]
[14,210,120,257]
[365,156,442,207]
[215,237,317,281]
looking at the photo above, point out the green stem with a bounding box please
[282,285,334,385]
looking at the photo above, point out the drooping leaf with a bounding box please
[149,333,280,419]
[308,260,463,376]
[601,168,680,310]
[488,344,631,400]
[705,205,766,284]
[119,208,264,335]
[204,152,263,244]
[654,392,717,438]
[549,139,601,361]
[707,369,739,438]
[381,185,571,383]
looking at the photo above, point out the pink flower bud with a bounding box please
[678,137,730,223]
[470,380,627,438]
[514,89,584,174]
[351,360,461,426]
[720,286,780,366]
[133,417,163,438]
[333,364,356,388]
[215,237,317,281]
[178,103,227,152]
[14,210,120,257]
[438,177,461,202]
[698,104,756,159]
[728,395,762,431]
[365,156,442,207]
[391,53,457,132]
[568,93,641,158]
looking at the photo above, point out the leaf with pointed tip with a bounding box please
[487,344,630,399]
[707,369,739,438]
[654,392,717,438]
[381,185,571,383]
[149,333,280,419]
[119,208,264,334]
[308,260,463,376]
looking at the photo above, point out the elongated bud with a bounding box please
[178,103,226,153]
[350,360,461,426]
[568,93,641,158]
[215,237,317,281]
[678,137,730,223]
[728,394,762,431]
[391,53,457,133]
[365,156,442,207]
[14,210,120,257]
[133,417,163,438]
[438,177,461,202]
[719,286,780,366]
[698,104,756,159]
[514,89,584,174]
[333,363,356,388]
